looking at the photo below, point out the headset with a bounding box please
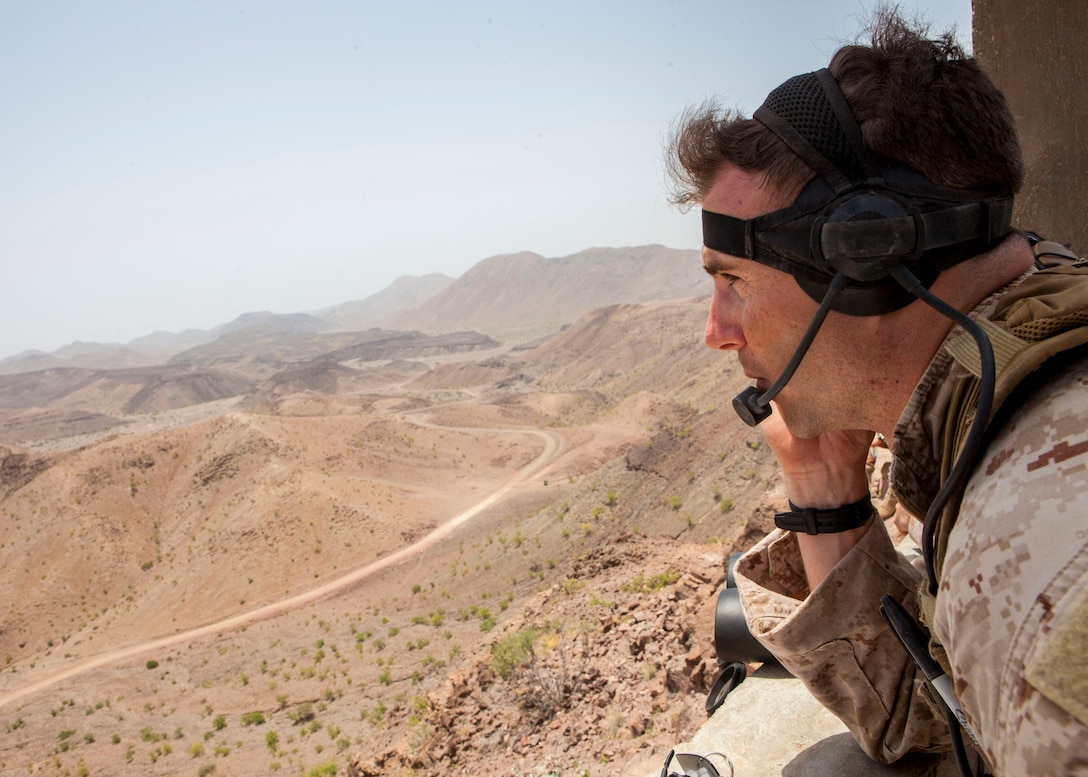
[703,68,1012,777]
[702,68,1011,428]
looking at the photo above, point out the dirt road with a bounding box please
[0,426,561,709]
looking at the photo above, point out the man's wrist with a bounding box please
[774,495,874,534]
[780,467,871,510]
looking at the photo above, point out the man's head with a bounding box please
[668,10,1027,435]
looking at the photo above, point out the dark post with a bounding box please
[973,0,1088,255]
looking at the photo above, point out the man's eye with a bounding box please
[703,265,741,287]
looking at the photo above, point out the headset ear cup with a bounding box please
[799,191,932,316]
[794,274,914,316]
[811,191,920,289]
[827,250,905,283]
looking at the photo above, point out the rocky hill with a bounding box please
[167,328,499,369]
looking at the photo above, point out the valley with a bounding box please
[0,275,784,776]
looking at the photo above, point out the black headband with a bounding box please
[702,68,1014,316]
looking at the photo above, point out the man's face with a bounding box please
[702,166,866,437]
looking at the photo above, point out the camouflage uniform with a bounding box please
[733,277,1088,775]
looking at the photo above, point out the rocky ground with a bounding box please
[348,534,738,777]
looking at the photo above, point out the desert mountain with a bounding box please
[1,246,702,376]
[0,364,261,448]
[319,272,456,329]
[167,327,498,369]
[383,245,704,334]
[128,328,219,354]
[215,311,332,337]
[0,313,331,377]
[0,344,167,376]
[0,312,328,376]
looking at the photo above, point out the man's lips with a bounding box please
[738,354,772,393]
[740,362,766,387]
[741,369,769,392]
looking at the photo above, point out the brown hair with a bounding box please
[666,7,1023,208]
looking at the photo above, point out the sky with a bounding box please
[1,0,972,361]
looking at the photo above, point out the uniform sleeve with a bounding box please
[732,520,952,763]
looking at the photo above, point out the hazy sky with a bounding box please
[2,0,972,360]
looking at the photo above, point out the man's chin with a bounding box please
[778,406,871,441]
[774,403,826,440]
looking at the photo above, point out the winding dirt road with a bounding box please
[0,425,561,709]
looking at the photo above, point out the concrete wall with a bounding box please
[973,0,1088,254]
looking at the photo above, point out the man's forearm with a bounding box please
[780,460,872,592]
[795,523,873,592]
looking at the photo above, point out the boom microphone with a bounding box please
[732,273,848,426]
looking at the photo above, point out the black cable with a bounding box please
[754,272,849,407]
[733,272,851,426]
[890,266,998,777]
[890,266,996,595]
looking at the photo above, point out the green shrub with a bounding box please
[623,570,680,593]
[647,571,680,590]
[490,627,537,679]
[287,702,314,725]
[304,760,338,777]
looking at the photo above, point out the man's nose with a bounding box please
[705,286,744,351]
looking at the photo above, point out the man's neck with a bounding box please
[874,234,1036,438]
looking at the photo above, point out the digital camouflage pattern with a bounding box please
[935,350,1088,774]
[733,272,1088,775]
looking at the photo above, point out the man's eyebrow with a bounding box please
[702,253,741,274]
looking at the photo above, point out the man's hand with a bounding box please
[761,404,875,592]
